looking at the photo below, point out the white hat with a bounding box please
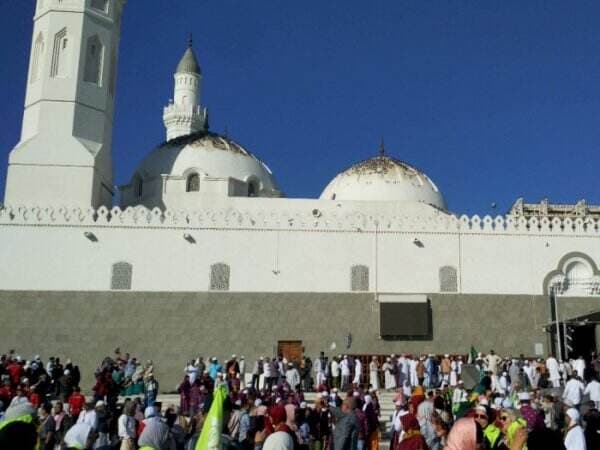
[502,398,513,408]
[444,354,449,358]
[300,401,307,408]
[518,392,531,401]
[64,369,70,375]
[458,380,464,384]
[566,408,580,423]
[254,399,262,407]
[232,354,237,358]
[95,400,105,408]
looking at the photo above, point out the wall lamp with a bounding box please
[183,233,196,244]
[413,238,424,248]
[83,231,98,242]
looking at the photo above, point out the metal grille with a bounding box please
[351,265,369,291]
[439,266,458,292]
[210,263,230,291]
[111,262,132,290]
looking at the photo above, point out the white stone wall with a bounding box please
[1,200,599,295]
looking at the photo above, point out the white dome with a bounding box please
[123,131,280,209]
[137,132,277,189]
[320,154,446,208]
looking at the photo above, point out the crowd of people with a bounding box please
[1,348,600,450]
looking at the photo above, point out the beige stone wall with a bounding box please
[0,290,596,390]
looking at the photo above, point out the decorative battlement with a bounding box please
[1,205,599,236]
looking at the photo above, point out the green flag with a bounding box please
[469,346,477,364]
[196,384,228,450]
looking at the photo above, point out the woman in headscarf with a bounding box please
[363,395,380,450]
[64,422,96,450]
[138,419,170,450]
[498,408,528,450]
[178,375,191,416]
[410,386,425,413]
[444,417,478,450]
[397,413,427,450]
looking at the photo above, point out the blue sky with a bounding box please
[1,0,600,215]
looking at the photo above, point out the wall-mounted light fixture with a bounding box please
[84,231,98,242]
[183,233,196,244]
[413,238,424,248]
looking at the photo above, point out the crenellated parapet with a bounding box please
[1,205,600,236]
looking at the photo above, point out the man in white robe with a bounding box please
[563,376,585,408]
[409,356,418,387]
[545,355,561,388]
[564,408,587,450]
[583,377,600,410]
[352,357,362,386]
[573,356,586,380]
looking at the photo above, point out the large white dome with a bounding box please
[137,132,277,189]
[121,131,280,209]
[320,154,446,208]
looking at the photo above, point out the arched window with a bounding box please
[439,266,458,292]
[90,0,108,12]
[210,263,230,291]
[30,32,44,84]
[351,265,369,291]
[111,262,132,290]
[186,173,200,192]
[50,28,68,78]
[248,182,257,197]
[83,35,104,85]
[133,175,143,198]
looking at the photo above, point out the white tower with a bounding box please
[4,0,127,208]
[163,38,208,141]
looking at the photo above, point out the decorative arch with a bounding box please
[30,32,44,83]
[543,252,600,296]
[83,35,104,85]
[439,266,458,292]
[111,262,132,290]
[351,265,369,291]
[210,263,230,291]
[50,27,69,78]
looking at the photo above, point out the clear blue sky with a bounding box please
[1,0,600,215]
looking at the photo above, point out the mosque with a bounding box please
[1,1,600,388]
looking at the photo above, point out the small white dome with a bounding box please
[320,154,446,208]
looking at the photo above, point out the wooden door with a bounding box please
[278,340,303,364]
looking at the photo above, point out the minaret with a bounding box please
[163,37,208,141]
[4,0,127,209]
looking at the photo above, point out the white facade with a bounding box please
[0,202,599,297]
[1,1,599,303]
